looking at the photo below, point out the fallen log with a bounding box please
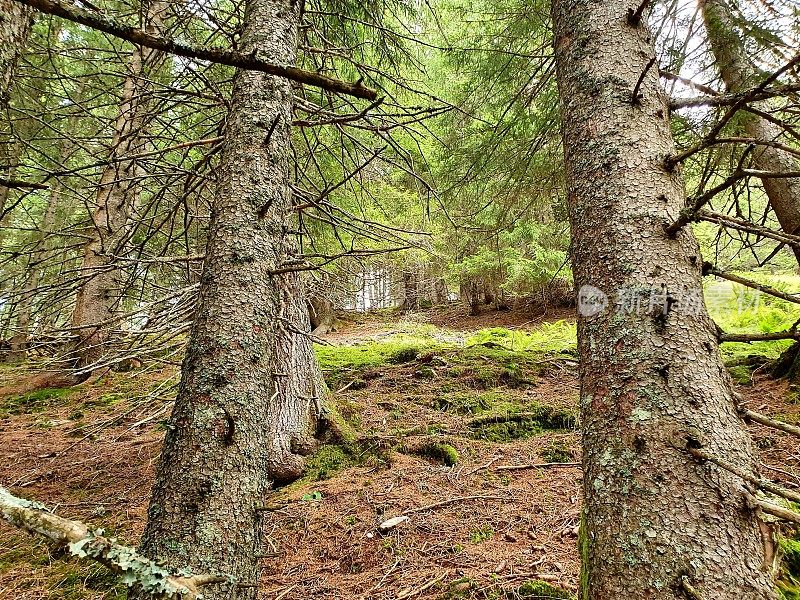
[0,487,225,599]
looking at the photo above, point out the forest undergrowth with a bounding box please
[3,297,800,599]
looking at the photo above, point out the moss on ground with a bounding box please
[779,533,800,599]
[0,536,125,599]
[409,441,459,466]
[727,364,755,386]
[468,405,577,442]
[512,580,574,599]
[432,391,502,415]
[0,387,76,418]
[539,440,575,463]
[303,442,390,481]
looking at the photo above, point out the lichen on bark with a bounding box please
[551,0,777,596]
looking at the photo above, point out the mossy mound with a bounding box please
[432,391,499,415]
[468,405,577,442]
[409,441,459,466]
[303,443,390,481]
[727,364,754,386]
[539,441,575,463]
[510,580,573,599]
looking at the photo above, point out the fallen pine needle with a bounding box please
[493,462,580,472]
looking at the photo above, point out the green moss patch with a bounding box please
[409,441,459,466]
[468,405,576,442]
[303,443,390,481]
[511,580,574,599]
[539,441,575,463]
[779,533,800,599]
[0,387,76,418]
[432,391,501,415]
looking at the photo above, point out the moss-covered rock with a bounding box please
[468,405,577,442]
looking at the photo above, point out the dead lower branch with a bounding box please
[0,487,225,599]
[13,0,378,100]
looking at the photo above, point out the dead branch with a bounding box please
[752,495,800,526]
[13,0,378,100]
[740,408,800,438]
[687,447,800,504]
[719,330,800,343]
[0,487,225,599]
[703,263,800,305]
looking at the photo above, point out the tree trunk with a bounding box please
[135,0,326,596]
[0,0,32,107]
[8,178,59,360]
[699,0,800,264]
[69,0,165,368]
[308,294,335,336]
[552,0,776,597]
[403,269,419,311]
[0,1,33,216]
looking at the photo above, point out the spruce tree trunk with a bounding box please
[0,0,31,107]
[0,1,32,216]
[699,0,800,264]
[552,0,776,597]
[69,0,165,368]
[134,0,325,596]
[8,178,59,360]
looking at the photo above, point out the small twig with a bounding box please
[274,584,298,600]
[466,455,503,475]
[396,572,447,600]
[402,495,505,515]
[631,57,656,104]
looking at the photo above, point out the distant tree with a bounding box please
[69,0,167,369]
[700,0,800,265]
[551,0,777,596]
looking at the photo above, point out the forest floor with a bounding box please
[1,304,799,599]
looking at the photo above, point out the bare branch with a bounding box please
[12,0,379,100]
[0,487,226,599]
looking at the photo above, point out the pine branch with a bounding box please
[702,263,800,305]
[12,0,378,100]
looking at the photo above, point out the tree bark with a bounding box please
[0,0,32,106]
[69,0,165,368]
[134,0,325,597]
[699,0,800,264]
[8,178,59,360]
[0,0,33,216]
[552,0,776,598]
[402,269,419,311]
